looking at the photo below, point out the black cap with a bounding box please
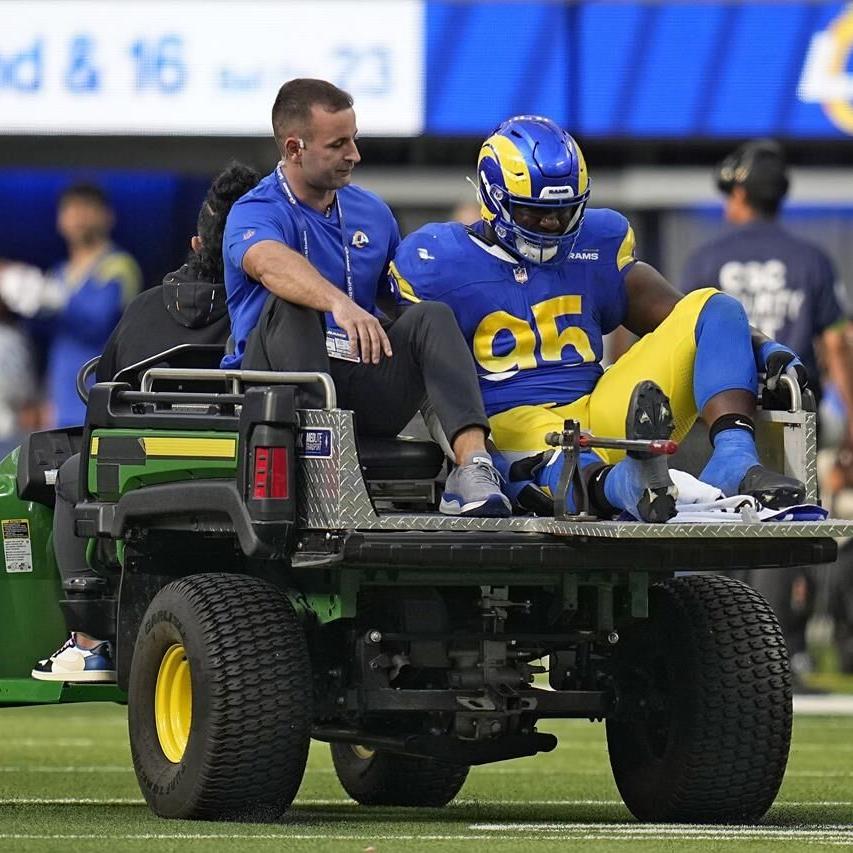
[716,139,789,212]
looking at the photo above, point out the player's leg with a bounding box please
[588,287,804,507]
[489,391,677,522]
[691,292,805,506]
[488,402,589,507]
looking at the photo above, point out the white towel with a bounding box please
[670,469,723,505]
[660,470,827,523]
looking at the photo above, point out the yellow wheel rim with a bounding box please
[154,644,192,763]
[351,744,375,760]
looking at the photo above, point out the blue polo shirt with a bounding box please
[222,170,400,368]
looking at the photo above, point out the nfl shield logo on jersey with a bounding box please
[351,230,370,248]
[513,266,528,284]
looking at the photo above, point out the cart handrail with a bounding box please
[778,370,802,414]
[139,368,337,409]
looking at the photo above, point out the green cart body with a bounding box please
[1,366,850,822]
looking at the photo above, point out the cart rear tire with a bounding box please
[606,574,791,823]
[128,573,311,820]
[330,743,469,806]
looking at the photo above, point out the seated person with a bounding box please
[389,116,807,521]
[230,78,510,519]
[32,162,261,683]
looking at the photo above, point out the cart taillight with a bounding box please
[252,446,289,500]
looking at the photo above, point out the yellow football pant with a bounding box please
[488,287,718,464]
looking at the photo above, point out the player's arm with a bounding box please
[242,239,391,364]
[621,262,683,336]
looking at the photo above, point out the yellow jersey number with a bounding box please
[473,295,595,374]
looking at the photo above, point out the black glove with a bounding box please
[759,341,808,391]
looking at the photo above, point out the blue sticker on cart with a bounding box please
[298,428,333,459]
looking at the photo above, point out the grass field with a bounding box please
[1,703,852,852]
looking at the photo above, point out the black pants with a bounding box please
[53,454,115,638]
[243,295,489,443]
[54,455,95,587]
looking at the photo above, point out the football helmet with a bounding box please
[477,116,590,264]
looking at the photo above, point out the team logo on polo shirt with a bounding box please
[351,230,370,248]
[242,229,255,240]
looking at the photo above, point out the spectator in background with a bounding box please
[31,162,260,684]
[681,139,853,685]
[0,183,141,427]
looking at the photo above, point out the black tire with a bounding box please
[606,574,792,823]
[128,573,311,821]
[330,743,469,806]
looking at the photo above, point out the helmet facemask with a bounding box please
[486,185,589,264]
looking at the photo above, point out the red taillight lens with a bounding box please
[252,446,288,499]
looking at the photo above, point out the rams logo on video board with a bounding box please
[799,6,853,135]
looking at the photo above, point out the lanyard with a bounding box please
[275,164,354,302]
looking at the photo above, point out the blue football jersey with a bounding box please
[222,170,400,369]
[390,210,635,416]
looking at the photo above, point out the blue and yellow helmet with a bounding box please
[477,116,590,264]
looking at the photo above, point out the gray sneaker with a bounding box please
[440,454,512,517]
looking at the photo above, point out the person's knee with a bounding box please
[404,300,457,328]
[698,291,750,336]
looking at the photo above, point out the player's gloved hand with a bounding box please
[758,341,808,392]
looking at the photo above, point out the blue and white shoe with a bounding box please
[440,454,512,518]
[31,633,116,683]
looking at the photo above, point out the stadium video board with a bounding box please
[1,0,852,138]
[0,0,424,135]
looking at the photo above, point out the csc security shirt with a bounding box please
[682,220,846,388]
[222,170,400,368]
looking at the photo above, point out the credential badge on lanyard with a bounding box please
[276,165,359,362]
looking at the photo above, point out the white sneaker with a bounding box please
[31,633,116,683]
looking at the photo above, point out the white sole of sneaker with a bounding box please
[439,497,512,517]
[31,670,117,683]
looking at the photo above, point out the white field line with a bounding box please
[793,695,853,715]
[1,830,853,845]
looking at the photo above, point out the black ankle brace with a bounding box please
[709,413,755,446]
[586,463,617,517]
